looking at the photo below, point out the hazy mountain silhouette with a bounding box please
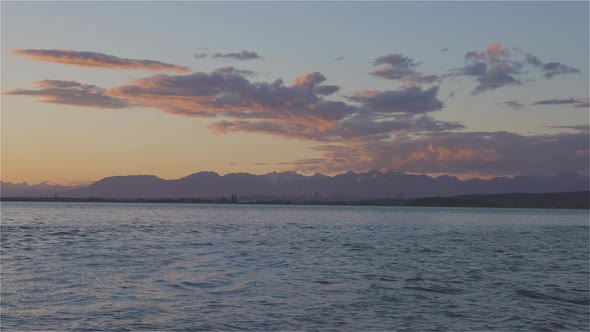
[0,181,79,198]
[5,170,586,199]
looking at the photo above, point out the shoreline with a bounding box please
[2,191,588,209]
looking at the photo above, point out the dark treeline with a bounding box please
[2,191,588,209]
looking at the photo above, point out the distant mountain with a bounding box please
[0,181,84,197]
[19,170,586,200]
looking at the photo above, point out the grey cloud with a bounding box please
[455,43,580,94]
[533,98,579,105]
[524,52,580,78]
[4,80,131,109]
[542,62,581,79]
[455,43,523,94]
[525,53,543,66]
[503,100,525,110]
[371,53,419,80]
[374,54,420,68]
[545,125,589,132]
[313,85,340,96]
[212,50,263,61]
[349,86,444,114]
[371,53,440,87]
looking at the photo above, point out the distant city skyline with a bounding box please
[2,1,588,185]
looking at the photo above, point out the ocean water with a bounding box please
[1,202,588,331]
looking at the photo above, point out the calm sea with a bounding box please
[1,202,588,331]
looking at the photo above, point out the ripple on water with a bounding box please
[516,288,590,306]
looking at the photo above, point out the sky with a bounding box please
[1,1,588,185]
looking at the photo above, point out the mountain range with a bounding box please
[2,171,588,200]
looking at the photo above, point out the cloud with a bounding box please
[292,131,589,177]
[371,53,420,80]
[455,43,580,94]
[401,74,440,87]
[313,85,340,96]
[541,62,581,79]
[349,86,444,114]
[465,42,510,63]
[210,114,463,143]
[524,53,543,66]
[193,53,208,59]
[533,98,579,105]
[212,50,263,60]
[370,53,440,88]
[502,100,525,110]
[545,125,589,132]
[3,80,130,109]
[103,68,359,129]
[523,52,581,79]
[455,42,523,94]
[6,47,585,179]
[11,49,190,72]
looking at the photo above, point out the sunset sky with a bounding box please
[2,1,588,185]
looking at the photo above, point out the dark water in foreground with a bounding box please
[1,202,588,331]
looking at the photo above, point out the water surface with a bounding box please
[2,202,588,330]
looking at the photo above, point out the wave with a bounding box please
[516,288,589,305]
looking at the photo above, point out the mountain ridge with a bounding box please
[2,170,588,199]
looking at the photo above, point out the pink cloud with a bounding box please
[11,49,190,73]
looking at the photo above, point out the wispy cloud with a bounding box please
[502,100,526,110]
[524,53,581,78]
[212,50,263,61]
[533,98,580,105]
[545,125,589,132]
[4,80,130,109]
[11,49,190,72]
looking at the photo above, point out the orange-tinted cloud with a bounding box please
[290,131,589,178]
[106,68,358,125]
[11,49,190,73]
[4,80,130,109]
